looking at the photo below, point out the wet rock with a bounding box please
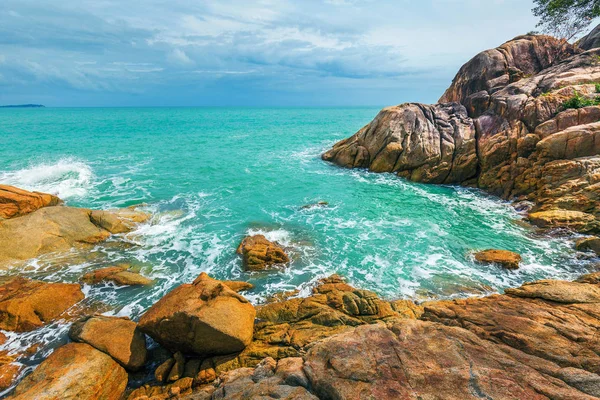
[474,249,522,270]
[80,264,153,286]
[138,273,255,356]
[89,208,150,234]
[236,234,289,271]
[300,201,329,210]
[528,209,600,233]
[69,315,147,371]
[576,236,600,255]
[0,206,149,266]
[222,280,254,293]
[0,361,21,392]
[10,343,127,400]
[0,185,61,219]
[0,277,84,332]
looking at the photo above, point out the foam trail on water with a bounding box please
[0,158,93,199]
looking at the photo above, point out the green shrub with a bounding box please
[595,83,600,93]
[562,91,600,110]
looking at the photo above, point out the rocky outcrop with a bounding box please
[80,264,153,286]
[579,24,600,50]
[303,274,600,400]
[0,203,149,266]
[474,249,522,269]
[69,315,147,371]
[576,236,600,255]
[323,32,600,233]
[236,235,289,271]
[222,280,254,292]
[138,272,255,356]
[0,185,61,220]
[9,343,128,400]
[528,209,600,233]
[0,277,84,332]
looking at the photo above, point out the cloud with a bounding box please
[0,0,542,106]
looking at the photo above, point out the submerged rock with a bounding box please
[138,272,255,356]
[0,277,84,332]
[0,185,61,220]
[9,343,128,400]
[236,234,289,271]
[474,249,522,270]
[69,315,147,371]
[80,264,153,286]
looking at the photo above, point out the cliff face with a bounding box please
[323,32,600,231]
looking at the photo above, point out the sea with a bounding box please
[0,107,594,387]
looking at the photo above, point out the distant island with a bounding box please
[0,104,45,108]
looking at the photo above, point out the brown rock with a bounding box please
[0,362,21,391]
[0,277,84,332]
[89,208,150,234]
[528,209,600,233]
[155,358,175,383]
[505,279,600,303]
[236,235,289,271]
[576,236,600,255]
[223,280,254,292]
[138,273,255,356]
[81,265,154,286]
[10,343,127,400]
[474,249,522,270]
[167,352,185,382]
[69,315,147,371]
[0,185,61,219]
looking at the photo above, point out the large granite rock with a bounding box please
[579,24,600,50]
[9,343,128,400]
[322,102,478,184]
[323,33,600,233]
[138,272,255,356]
[69,315,147,371]
[80,264,154,286]
[0,185,61,219]
[0,277,84,332]
[0,203,149,266]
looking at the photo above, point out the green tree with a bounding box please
[533,0,600,40]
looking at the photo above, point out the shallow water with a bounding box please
[0,107,594,386]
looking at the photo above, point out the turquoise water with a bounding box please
[0,107,593,376]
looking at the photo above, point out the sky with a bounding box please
[0,0,549,107]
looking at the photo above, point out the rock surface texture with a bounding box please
[138,272,256,356]
[474,249,522,269]
[9,343,128,400]
[0,277,84,332]
[236,234,290,271]
[323,33,600,233]
[0,185,61,220]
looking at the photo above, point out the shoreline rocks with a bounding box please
[138,272,255,356]
[0,185,61,220]
[80,265,154,286]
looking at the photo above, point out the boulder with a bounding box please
[0,277,84,332]
[89,208,150,234]
[576,236,600,255]
[579,24,600,50]
[80,265,153,286]
[474,249,522,270]
[69,315,147,371]
[0,206,149,266]
[236,235,289,271]
[138,273,255,356]
[528,209,600,233]
[10,343,128,400]
[223,280,254,292]
[0,185,61,219]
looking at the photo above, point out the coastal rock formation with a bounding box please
[0,203,149,266]
[80,264,154,286]
[528,209,600,233]
[222,280,254,292]
[323,32,600,233]
[0,277,84,332]
[236,235,290,271]
[0,185,61,219]
[474,249,522,269]
[138,272,255,356]
[576,236,600,255]
[69,315,147,371]
[9,343,127,400]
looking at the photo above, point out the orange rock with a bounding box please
[139,273,255,356]
[0,185,61,219]
[223,280,254,292]
[474,249,522,270]
[0,277,84,332]
[236,235,289,271]
[10,343,127,400]
[80,265,153,286]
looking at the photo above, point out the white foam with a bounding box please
[0,158,93,199]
